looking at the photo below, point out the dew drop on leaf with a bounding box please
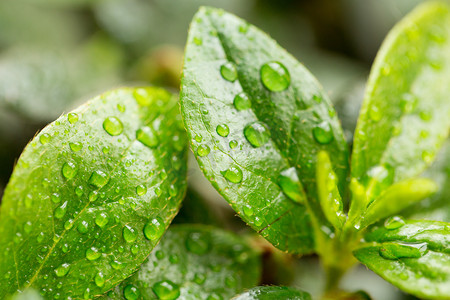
[94,272,105,287]
[143,217,164,241]
[77,220,89,234]
[69,142,83,152]
[51,193,61,204]
[62,162,77,180]
[123,225,138,243]
[216,124,230,137]
[86,247,101,261]
[197,144,211,157]
[89,170,109,188]
[54,263,70,277]
[152,280,180,300]
[221,165,243,183]
[133,88,151,106]
[131,244,140,255]
[54,201,68,219]
[185,231,211,255]
[233,92,252,111]
[243,121,271,147]
[136,184,147,196]
[384,216,405,230]
[75,185,84,197]
[123,284,140,300]
[194,273,206,285]
[39,133,51,145]
[220,62,238,82]
[64,219,74,230]
[369,106,382,122]
[260,61,290,92]
[278,167,305,204]
[136,126,159,148]
[379,242,428,260]
[103,116,124,136]
[68,113,79,124]
[207,293,223,300]
[229,140,238,149]
[88,191,99,202]
[110,260,123,270]
[243,204,254,216]
[95,212,109,228]
[312,121,334,144]
[117,103,126,112]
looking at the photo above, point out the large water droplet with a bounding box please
[40,133,51,145]
[229,140,238,149]
[69,142,83,152]
[54,202,68,219]
[133,88,151,106]
[51,193,61,204]
[103,117,124,136]
[77,220,89,234]
[221,165,243,183]
[89,170,109,188]
[144,217,164,241]
[136,126,158,148]
[110,260,123,270]
[68,113,79,124]
[384,216,405,230]
[123,225,138,243]
[244,122,270,147]
[278,167,305,204]
[186,231,211,254]
[124,284,140,300]
[136,184,147,196]
[86,247,101,261]
[216,124,230,137]
[95,272,105,287]
[220,62,238,82]
[379,242,428,260]
[62,162,77,180]
[54,263,70,277]
[152,280,180,300]
[233,92,252,111]
[243,204,254,217]
[89,191,99,202]
[260,61,290,92]
[313,122,334,144]
[197,144,210,157]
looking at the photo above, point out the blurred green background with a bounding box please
[1,1,447,299]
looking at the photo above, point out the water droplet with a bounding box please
[136,126,159,148]
[278,167,305,204]
[186,231,210,254]
[37,232,45,243]
[152,280,180,300]
[229,140,238,149]
[54,263,70,277]
[144,217,164,241]
[54,201,68,219]
[23,221,32,234]
[243,204,254,216]
[313,121,334,144]
[111,260,123,270]
[207,293,222,300]
[95,212,109,228]
[89,191,99,202]
[420,110,432,122]
[194,135,202,142]
[102,146,110,154]
[64,219,74,230]
[69,142,83,152]
[51,193,61,204]
[61,244,69,253]
[254,217,263,227]
[221,165,243,183]
[197,144,211,157]
[193,37,202,45]
[400,94,417,113]
[133,88,151,106]
[220,62,238,82]
[124,284,140,300]
[233,92,252,111]
[86,247,101,261]
[244,121,270,147]
[194,273,206,285]
[117,103,126,112]
[40,133,51,145]
[103,117,124,136]
[422,150,434,164]
[384,216,405,230]
[169,185,178,197]
[131,244,140,255]
[62,162,77,180]
[225,276,236,288]
[77,220,89,234]
[89,170,109,188]
[379,242,428,260]
[94,272,105,287]
[169,254,179,264]
[369,106,382,122]
[216,124,230,137]
[123,225,138,243]
[260,61,290,92]
[68,113,79,124]
[75,185,84,197]
[136,184,147,196]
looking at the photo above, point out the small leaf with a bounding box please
[232,286,311,300]
[359,178,438,228]
[0,87,188,299]
[351,2,450,202]
[354,220,450,299]
[180,6,348,254]
[106,225,261,300]
[316,151,346,230]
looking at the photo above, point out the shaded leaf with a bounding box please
[180,6,348,254]
[232,286,311,300]
[0,87,188,298]
[107,225,261,299]
[354,220,450,299]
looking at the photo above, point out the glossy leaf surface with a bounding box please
[0,87,188,298]
[233,286,311,300]
[180,6,348,254]
[354,220,450,299]
[351,2,450,201]
[107,225,261,300]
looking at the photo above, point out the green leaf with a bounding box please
[354,220,450,299]
[359,178,438,228]
[351,2,450,202]
[106,225,261,299]
[180,6,348,254]
[232,286,311,300]
[316,151,346,231]
[0,87,188,299]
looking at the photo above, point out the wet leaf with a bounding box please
[0,87,188,299]
[232,286,311,300]
[180,6,348,254]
